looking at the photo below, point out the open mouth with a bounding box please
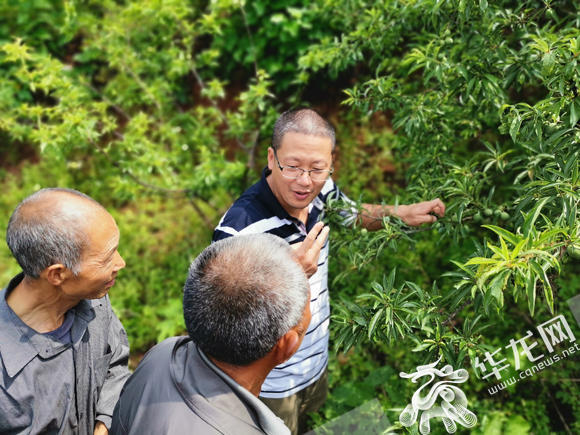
[293,191,311,201]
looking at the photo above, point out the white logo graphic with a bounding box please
[399,358,477,434]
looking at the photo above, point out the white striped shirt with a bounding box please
[213,169,354,398]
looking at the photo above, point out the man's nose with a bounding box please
[295,170,312,185]
[114,251,126,270]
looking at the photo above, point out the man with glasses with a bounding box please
[213,108,445,434]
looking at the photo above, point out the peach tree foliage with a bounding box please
[0,0,286,351]
[0,0,280,225]
[302,0,579,364]
[0,0,578,431]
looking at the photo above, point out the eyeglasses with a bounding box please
[273,149,334,182]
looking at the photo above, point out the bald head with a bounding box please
[272,108,336,151]
[184,234,309,366]
[6,188,108,278]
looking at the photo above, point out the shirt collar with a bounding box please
[0,273,93,378]
[197,345,290,435]
[257,167,325,233]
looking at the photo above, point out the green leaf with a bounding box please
[482,225,520,246]
[371,281,383,295]
[529,260,554,313]
[543,281,554,314]
[509,115,522,142]
[466,257,497,266]
[385,267,396,291]
[499,236,509,259]
[488,270,510,307]
[522,197,549,237]
[511,239,527,259]
[504,415,531,434]
[570,101,579,127]
[368,308,384,340]
[525,270,537,316]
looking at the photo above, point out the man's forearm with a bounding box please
[359,199,446,229]
[359,203,397,230]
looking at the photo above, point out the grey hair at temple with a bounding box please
[271,108,336,151]
[183,233,309,366]
[6,188,103,278]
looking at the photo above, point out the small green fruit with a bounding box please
[494,209,502,217]
[500,212,510,220]
[484,208,493,217]
[361,228,368,235]
[473,212,483,223]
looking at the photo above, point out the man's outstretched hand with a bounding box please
[394,198,446,226]
[291,221,330,278]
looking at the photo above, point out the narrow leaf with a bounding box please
[385,267,396,291]
[523,197,549,237]
[525,270,537,316]
[368,308,384,340]
[509,115,522,142]
[571,101,579,127]
[482,224,520,245]
[465,257,497,266]
[529,261,554,313]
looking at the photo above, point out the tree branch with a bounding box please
[442,298,473,326]
[189,62,259,155]
[88,138,214,228]
[239,3,259,75]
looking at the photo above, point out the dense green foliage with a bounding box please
[1,0,578,433]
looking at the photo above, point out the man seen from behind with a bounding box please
[111,233,310,435]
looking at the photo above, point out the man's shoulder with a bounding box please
[128,336,188,382]
[115,337,185,403]
[227,181,270,218]
[213,183,277,241]
[140,336,184,364]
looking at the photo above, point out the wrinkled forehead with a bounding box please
[81,212,120,259]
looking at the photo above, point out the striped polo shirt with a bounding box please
[212,169,354,398]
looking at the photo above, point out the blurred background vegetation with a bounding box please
[1,0,578,433]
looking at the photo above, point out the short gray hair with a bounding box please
[6,188,103,278]
[272,108,336,151]
[183,234,309,366]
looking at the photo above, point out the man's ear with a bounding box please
[43,264,71,286]
[267,147,275,172]
[271,329,301,366]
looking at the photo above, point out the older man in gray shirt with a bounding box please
[0,188,130,435]
[111,234,311,434]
